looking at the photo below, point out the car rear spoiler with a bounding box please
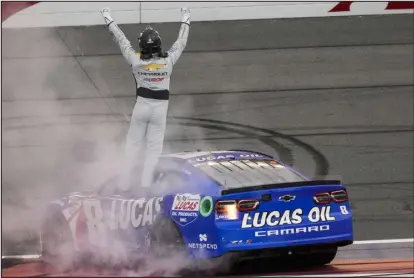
[220,180,342,195]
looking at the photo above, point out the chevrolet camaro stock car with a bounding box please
[40,150,353,270]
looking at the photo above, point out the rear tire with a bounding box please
[149,216,195,275]
[296,247,338,267]
[149,216,185,258]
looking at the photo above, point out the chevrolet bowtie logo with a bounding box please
[143,63,166,71]
[278,195,296,202]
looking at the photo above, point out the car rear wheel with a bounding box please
[149,216,185,259]
[296,247,338,267]
[149,216,197,275]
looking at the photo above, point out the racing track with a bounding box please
[2,13,414,276]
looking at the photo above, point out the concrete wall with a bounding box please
[2,1,413,28]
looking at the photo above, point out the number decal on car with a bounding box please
[83,199,108,248]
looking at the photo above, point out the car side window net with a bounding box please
[195,159,305,189]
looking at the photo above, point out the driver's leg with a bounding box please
[141,99,168,188]
[119,97,150,191]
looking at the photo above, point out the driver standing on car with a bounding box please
[100,7,191,190]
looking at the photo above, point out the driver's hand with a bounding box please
[181,7,191,25]
[101,7,114,25]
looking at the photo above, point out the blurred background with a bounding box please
[1,2,413,257]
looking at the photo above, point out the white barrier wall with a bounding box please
[2,1,413,28]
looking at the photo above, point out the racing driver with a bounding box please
[100,7,191,190]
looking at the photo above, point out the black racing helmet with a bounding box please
[138,26,164,55]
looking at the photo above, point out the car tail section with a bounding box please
[215,180,353,252]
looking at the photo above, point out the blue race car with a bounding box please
[40,150,353,270]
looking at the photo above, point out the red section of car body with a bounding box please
[1,1,39,22]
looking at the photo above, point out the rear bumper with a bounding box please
[187,229,353,260]
[222,240,352,262]
[222,233,353,253]
[215,216,354,256]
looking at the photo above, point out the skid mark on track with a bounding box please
[170,117,330,177]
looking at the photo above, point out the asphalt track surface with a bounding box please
[2,242,414,277]
[1,13,414,274]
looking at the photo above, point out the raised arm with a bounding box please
[101,7,140,67]
[168,7,191,66]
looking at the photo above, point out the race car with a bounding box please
[40,150,353,271]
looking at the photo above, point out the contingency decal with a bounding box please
[199,196,213,217]
[187,233,218,250]
[171,193,201,226]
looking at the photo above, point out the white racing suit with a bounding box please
[108,21,190,189]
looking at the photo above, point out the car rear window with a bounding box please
[193,159,306,189]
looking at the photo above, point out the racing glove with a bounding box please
[168,7,191,65]
[181,7,191,25]
[101,7,114,26]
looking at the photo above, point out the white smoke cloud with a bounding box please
[1,29,223,277]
